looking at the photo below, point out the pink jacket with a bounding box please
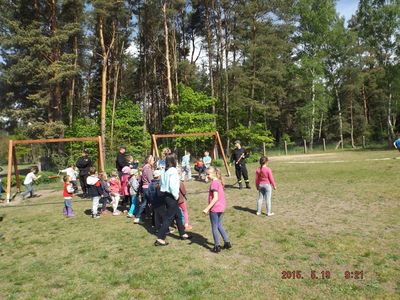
[120,174,130,196]
[255,166,276,189]
[109,177,121,195]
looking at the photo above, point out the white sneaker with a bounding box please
[267,212,275,216]
[127,213,134,218]
[256,212,261,216]
[113,211,122,216]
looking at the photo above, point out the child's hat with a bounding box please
[153,170,161,178]
[122,166,131,174]
[130,169,138,175]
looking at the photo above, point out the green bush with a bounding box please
[212,159,223,167]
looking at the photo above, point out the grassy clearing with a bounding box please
[0,150,399,299]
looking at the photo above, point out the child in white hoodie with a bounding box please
[86,167,104,219]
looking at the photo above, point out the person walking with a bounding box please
[116,145,129,178]
[154,155,191,246]
[255,156,277,216]
[230,140,250,189]
[76,149,92,198]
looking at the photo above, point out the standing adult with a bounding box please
[230,140,251,189]
[116,145,129,178]
[134,155,155,224]
[155,155,191,246]
[76,149,92,198]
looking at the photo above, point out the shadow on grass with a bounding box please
[3,198,92,209]
[140,219,213,250]
[168,231,214,250]
[233,205,257,215]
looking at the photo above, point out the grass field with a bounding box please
[0,150,399,299]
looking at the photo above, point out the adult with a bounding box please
[116,145,129,178]
[394,136,400,152]
[76,149,92,198]
[134,155,155,224]
[155,155,191,246]
[230,140,250,189]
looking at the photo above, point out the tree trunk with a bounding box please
[68,34,78,126]
[223,2,230,154]
[361,84,369,125]
[110,41,124,152]
[49,0,61,122]
[204,0,216,126]
[249,14,256,128]
[171,13,179,103]
[387,82,395,143]
[98,17,115,160]
[310,72,316,151]
[350,95,355,148]
[162,0,173,106]
[335,86,344,149]
[318,111,323,141]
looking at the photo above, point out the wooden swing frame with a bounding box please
[5,136,104,204]
[151,131,231,177]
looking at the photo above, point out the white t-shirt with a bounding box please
[24,172,37,185]
[61,167,77,181]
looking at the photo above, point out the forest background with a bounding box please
[0,0,399,166]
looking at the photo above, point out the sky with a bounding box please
[336,0,359,24]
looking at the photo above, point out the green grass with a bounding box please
[0,150,399,299]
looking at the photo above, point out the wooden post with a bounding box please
[12,146,21,192]
[362,136,366,148]
[303,139,307,154]
[284,141,288,155]
[323,138,326,151]
[215,131,231,176]
[263,142,266,156]
[97,136,104,172]
[6,140,13,203]
[152,134,160,158]
[212,136,218,160]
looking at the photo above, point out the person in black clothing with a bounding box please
[115,145,129,178]
[76,149,92,197]
[230,140,251,189]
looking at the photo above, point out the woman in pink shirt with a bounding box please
[203,166,231,253]
[255,156,277,216]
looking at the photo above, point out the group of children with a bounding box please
[48,147,276,253]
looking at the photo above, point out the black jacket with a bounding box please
[86,176,104,197]
[76,155,92,175]
[231,147,249,166]
[116,153,128,172]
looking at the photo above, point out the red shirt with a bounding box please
[63,182,74,197]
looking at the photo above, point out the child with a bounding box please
[120,166,131,213]
[255,156,277,216]
[63,175,75,217]
[181,151,192,181]
[127,169,140,218]
[203,151,212,168]
[21,166,41,200]
[203,166,231,253]
[194,158,205,181]
[86,167,104,219]
[60,164,78,193]
[203,151,212,183]
[99,172,112,216]
[109,171,122,216]
[148,170,163,231]
[178,179,192,230]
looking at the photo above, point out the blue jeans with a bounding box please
[135,188,148,219]
[21,183,33,198]
[128,194,138,216]
[209,212,229,246]
[257,184,272,214]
